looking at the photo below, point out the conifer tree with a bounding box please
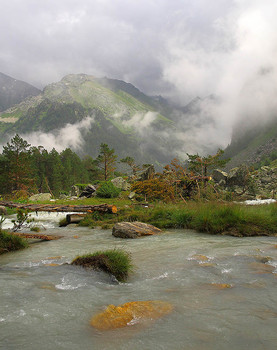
[2,134,34,193]
[96,143,117,180]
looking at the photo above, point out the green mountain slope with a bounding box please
[0,74,178,164]
[224,117,277,169]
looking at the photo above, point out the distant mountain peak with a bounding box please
[0,72,41,112]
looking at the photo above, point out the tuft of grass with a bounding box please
[0,230,29,254]
[30,226,40,232]
[71,249,133,282]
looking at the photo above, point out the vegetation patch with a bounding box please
[0,230,29,254]
[78,201,277,237]
[96,181,121,198]
[71,249,132,282]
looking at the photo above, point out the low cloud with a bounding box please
[124,111,158,131]
[20,116,94,152]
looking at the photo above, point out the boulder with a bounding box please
[90,300,173,330]
[79,184,97,198]
[0,205,7,215]
[112,222,161,239]
[71,185,80,197]
[29,193,52,202]
[227,166,249,187]
[128,191,136,200]
[111,177,131,191]
[212,169,228,183]
[135,165,155,181]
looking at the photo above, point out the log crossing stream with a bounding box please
[0,201,117,213]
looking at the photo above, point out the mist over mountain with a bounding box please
[0,73,226,165]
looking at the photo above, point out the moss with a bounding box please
[0,230,29,254]
[71,249,133,282]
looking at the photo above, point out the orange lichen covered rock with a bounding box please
[199,263,216,267]
[249,262,275,274]
[210,283,233,289]
[191,254,209,261]
[90,300,173,330]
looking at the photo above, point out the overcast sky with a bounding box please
[1,0,277,148]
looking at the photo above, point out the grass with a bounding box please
[71,249,133,282]
[77,201,277,237]
[6,195,277,237]
[0,230,29,254]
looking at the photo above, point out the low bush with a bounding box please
[96,181,121,198]
[0,230,29,254]
[71,249,133,282]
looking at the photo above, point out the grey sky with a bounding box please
[0,0,239,93]
[1,0,277,149]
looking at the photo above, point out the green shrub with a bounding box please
[96,181,121,198]
[71,249,132,282]
[0,230,28,254]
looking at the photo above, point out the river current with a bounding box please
[1,212,277,350]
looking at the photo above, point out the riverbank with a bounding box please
[78,201,277,237]
[2,198,277,237]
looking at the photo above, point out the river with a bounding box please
[1,212,277,350]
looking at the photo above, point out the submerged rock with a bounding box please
[90,300,173,330]
[112,222,161,239]
[191,254,209,262]
[209,283,233,289]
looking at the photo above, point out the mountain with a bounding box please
[0,74,182,164]
[0,72,41,112]
[224,117,277,169]
[0,74,225,164]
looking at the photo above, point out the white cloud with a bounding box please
[20,116,94,152]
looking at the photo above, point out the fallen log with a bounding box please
[0,201,117,214]
[66,213,87,224]
[11,232,63,241]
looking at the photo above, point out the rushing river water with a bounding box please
[1,213,277,350]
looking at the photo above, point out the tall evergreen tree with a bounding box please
[46,148,64,196]
[96,143,117,180]
[2,134,34,193]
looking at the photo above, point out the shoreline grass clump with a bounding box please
[0,229,29,254]
[71,249,133,282]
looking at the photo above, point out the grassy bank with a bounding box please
[79,201,277,237]
[0,230,29,254]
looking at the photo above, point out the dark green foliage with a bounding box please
[0,135,104,198]
[1,134,34,193]
[96,143,117,180]
[187,149,229,177]
[0,230,28,254]
[71,249,133,282]
[96,181,121,198]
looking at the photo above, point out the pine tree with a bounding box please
[96,143,117,180]
[2,134,34,193]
